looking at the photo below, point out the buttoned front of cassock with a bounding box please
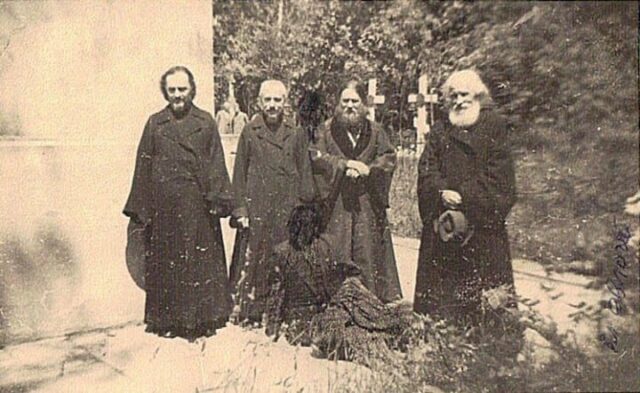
[414,108,517,329]
[230,114,314,322]
[310,118,402,303]
[124,105,234,335]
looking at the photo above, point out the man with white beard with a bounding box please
[413,70,520,352]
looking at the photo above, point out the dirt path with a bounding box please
[0,237,608,393]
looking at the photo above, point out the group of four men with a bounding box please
[124,66,516,343]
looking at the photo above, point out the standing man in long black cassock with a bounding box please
[414,70,518,332]
[309,81,402,303]
[124,66,234,340]
[230,80,314,324]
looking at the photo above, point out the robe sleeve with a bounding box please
[368,126,396,175]
[293,129,317,204]
[123,118,154,225]
[366,126,397,209]
[309,123,348,201]
[457,115,516,228]
[204,119,234,217]
[417,123,448,225]
[231,129,251,218]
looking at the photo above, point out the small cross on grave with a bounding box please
[367,78,386,122]
[408,74,438,144]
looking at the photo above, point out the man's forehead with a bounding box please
[166,72,190,86]
[341,88,361,100]
[260,81,286,97]
[449,85,471,94]
[261,87,285,97]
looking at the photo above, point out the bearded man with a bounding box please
[124,66,234,339]
[230,80,315,324]
[309,81,402,303]
[413,70,518,335]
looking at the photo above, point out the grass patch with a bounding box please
[331,292,640,393]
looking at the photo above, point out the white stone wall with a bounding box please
[0,0,218,342]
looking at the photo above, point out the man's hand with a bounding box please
[441,190,462,208]
[345,168,360,178]
[346,160,370,177]
[237,216,250,229]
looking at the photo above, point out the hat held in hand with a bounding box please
[433,209,473,246]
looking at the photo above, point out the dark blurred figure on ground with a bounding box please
[265,204,412,363]
[413,69,521,355]
[229,80,315,325]
[123,66,234,340]
[309,80,402,303]
[297,89,325,143]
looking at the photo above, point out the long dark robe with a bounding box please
[310,118,402,303]
[123,105,234,336]
[230,114,315,322]
[414,108,517,327]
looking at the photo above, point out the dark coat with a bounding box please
[229,114,314,322]
[413,108,517,326]
[310,118,402,303]
[123,105,234,335]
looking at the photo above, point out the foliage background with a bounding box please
[214,0,639,272]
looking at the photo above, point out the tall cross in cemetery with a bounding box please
[227,75,238,115]
[228,75,235,102]
[367,78,385,122]
[408,74,438,144]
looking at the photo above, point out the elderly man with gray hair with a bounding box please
[414,69,521,354]
[230,79,315,325]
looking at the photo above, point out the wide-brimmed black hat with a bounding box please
[125,220,146,290]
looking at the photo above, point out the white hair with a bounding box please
[442,69,491,102]
[258,79,287,98]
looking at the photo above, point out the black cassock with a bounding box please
[124,105,234,336]
[414,108,517,326]
[229,115,314,323]
[310,118,402,303]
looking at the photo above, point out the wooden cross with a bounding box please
[408,74,438,142]
[227,75,238,114]
[367,78,385,121]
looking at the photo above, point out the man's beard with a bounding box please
[449,100,481,128]
[335,106,365,128]
[263,108,283,127]
[169,98,192,117]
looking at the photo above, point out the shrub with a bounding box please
[333,287,640,393]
